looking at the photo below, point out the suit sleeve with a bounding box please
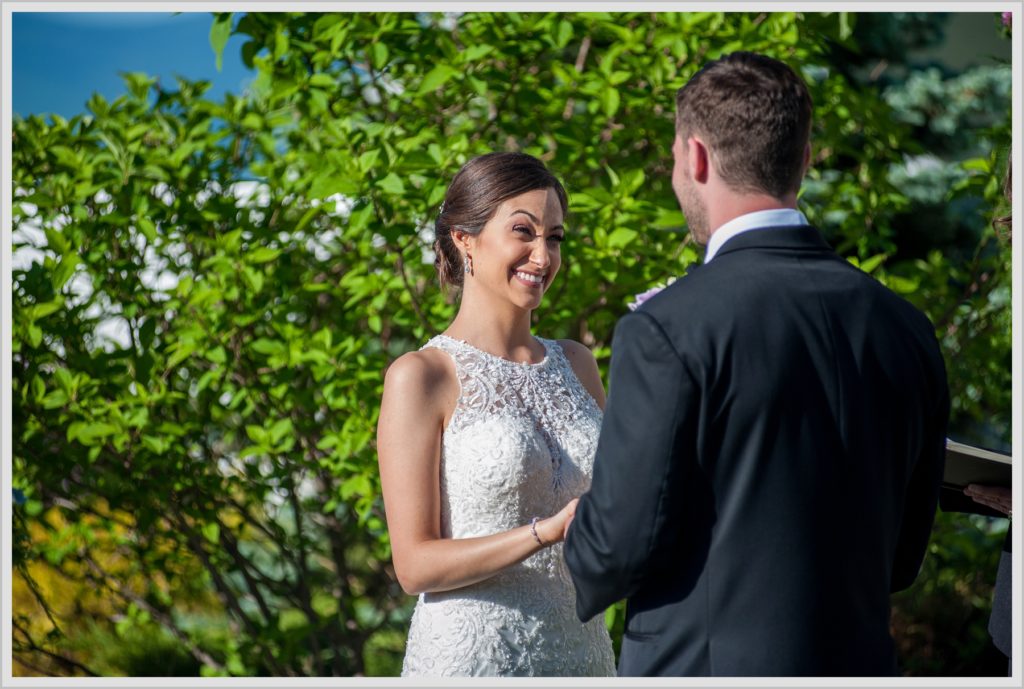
[890,347,949,593]
[938,485,1004,518]
[564,309,699,622]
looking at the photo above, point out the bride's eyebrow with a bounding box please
[508,210,565,232]
[508,209,539,222]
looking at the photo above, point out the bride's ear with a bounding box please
[452,228,475,253]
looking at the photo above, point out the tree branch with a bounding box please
[166,508,292,676]
[12,617,99,677]
[562,35,593,120]
[394,246,433,335]
[78,554,226,673]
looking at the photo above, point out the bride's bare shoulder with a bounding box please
[382,347,458,407]
[556,339,606,409]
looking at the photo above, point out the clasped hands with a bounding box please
[534,498,579,545]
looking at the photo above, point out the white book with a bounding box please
[943,439,1012,489]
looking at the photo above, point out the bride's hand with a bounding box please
[537,498,579,545]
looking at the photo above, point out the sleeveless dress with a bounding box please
[400,334,617,677]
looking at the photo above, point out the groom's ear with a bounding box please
[801,142,812,177]
[687,135,710,184]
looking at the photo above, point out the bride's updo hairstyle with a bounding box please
[434,152,568,290]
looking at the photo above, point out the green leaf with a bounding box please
[246,424,269,445]
[607,228,638,249]
[274,29,289,59]
[961,157,991,173]
[309,73,336,88]
[241,112,263,130]
[269,418,293,445]
[202,522,220,544]
[838,12,853,40]
[348,205,374,234]
[141,435,171,455]
[653,208,685,229]
[54,368,74,395]
[210,13,233,72]
[884,275,921,294]
[312,592,339,618]
[31,301,63,321]
[359,149,381,174]
[26,325,43,348]
[463,44,493,61]
[600,88,621,118]
[243,266,265,294]
[72,422,118,445]
[52,255,81,291]
[32,376,45,403]
[557,19,573,48]
[41,390,69,410]
[417,65,458,95]
[137,216,158,243]
[377,173,406,195]
[278,609,308,632]
[251,338,286,356]
[43,227,70,255]
[248,247,281,264]
[139,319,157,349]
[166,341,196,369]
[859,254,887,274]
[372,42,389,69]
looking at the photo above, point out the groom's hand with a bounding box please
[563,501,577,541]
[540,498,579,545]
[964,484,1012,516]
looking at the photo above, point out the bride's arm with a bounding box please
[377,350,575,596]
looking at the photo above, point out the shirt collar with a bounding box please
[704,208,809,264]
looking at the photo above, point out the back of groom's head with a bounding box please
[675,51,813,200]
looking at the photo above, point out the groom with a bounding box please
[564,52,949,676]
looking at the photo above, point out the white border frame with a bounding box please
[2,2,1021,688]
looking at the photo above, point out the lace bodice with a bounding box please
[400,335,616,677]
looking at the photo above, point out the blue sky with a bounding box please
[14,11,1010,121]
[13,12,253,119]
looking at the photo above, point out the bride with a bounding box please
[376,152,616,676]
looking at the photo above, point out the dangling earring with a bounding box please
[464,253,473,276]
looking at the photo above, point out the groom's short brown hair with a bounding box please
[675,51,813,199]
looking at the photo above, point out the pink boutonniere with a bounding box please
[628,277,677,311]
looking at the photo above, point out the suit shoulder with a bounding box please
[634,269,716,323]
[855,269,940,334]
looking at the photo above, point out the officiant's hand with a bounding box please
[965,484,1012,517]
[538,498,579,545]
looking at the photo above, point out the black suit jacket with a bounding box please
[565,226,949,676]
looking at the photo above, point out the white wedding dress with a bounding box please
[400,334,616,677]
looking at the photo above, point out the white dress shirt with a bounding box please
[703,208,809,264]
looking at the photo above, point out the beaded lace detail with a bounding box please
[400,335,616,677]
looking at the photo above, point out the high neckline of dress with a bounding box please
[434,334,550,368]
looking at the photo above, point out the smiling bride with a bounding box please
[376,152,615,677]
